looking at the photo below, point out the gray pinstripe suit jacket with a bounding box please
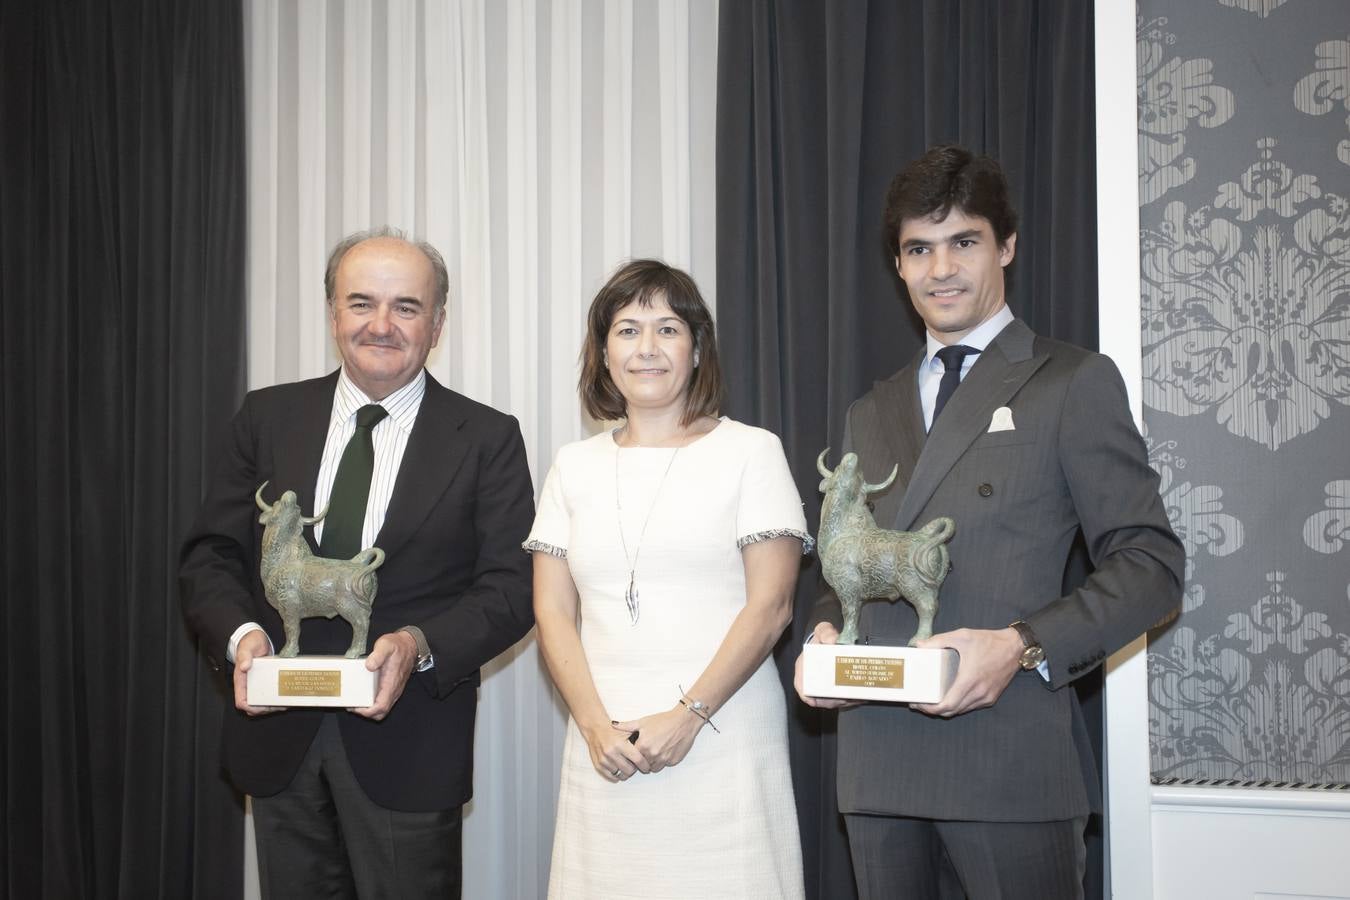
[820,318,1184,822]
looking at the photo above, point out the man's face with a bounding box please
[329,237,444,400]
[895,209,1016,346]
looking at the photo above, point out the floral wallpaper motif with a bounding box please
[1304,479,1350,603]
[1304,480,1350,554]
[1140,0,1350,789]
[1149,428,1245,591]
[1150,572,1350,784]
[1219,0,1290,17]
[1140,140,1350,450]
[1294,36,1350,166]
[1137,16,1235,205]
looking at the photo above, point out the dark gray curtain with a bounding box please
[715,2,1101,897]
[1,1,247,896]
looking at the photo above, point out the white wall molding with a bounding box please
[1094,0,1150,893]
[1152,785,1350,818]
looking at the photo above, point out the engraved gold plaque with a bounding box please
[278,669,343,697]
[835,655,905,689]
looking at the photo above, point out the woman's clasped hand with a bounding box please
[599,706,705,779]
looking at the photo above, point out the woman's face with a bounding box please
[605,293,696,416]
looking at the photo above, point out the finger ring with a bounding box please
[612,768,622,777]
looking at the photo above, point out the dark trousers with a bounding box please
[844,813,1087,900]
[252,714,462,900]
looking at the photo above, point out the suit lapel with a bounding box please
[895,319,1047,530]
[271,371,340,552]
[374,373,471,561]
[873,355,926,485]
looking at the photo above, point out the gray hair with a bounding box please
[323,226,450,311]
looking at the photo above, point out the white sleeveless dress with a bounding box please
[525,418,809,900]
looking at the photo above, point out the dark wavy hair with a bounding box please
[882,145,1019,257]
[579,259,723,426]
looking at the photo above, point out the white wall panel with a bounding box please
[1152,788,1350,899]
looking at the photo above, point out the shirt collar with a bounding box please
[923,304,1015,371]
[333,367,427,434]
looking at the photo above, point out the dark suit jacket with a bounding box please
[819,319,1183,822]
[179,370,535,812]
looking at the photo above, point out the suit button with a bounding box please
[978,483,994,497]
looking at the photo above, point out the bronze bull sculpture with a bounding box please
[817,450,954,646]
[255,483,384,658]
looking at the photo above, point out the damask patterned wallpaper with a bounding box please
[1137,0,1350,788]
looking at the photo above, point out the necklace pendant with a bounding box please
[625,573,639,625]
[616,444,680,629]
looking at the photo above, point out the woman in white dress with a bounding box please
[525,259,809,899]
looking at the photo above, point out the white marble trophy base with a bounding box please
[802,642,959,703]
[247,656,378,708]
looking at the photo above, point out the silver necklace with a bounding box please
[615,441,681,626]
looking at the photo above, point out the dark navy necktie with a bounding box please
[318,403,389,559]
[932,344,979,425]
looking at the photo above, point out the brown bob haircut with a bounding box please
[579,258,723,426]
[882,144,1019,258]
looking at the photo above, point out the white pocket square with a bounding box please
[987,407,1015,432]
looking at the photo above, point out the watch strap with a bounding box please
[399,625,434,672]
[1009,619,1037,648]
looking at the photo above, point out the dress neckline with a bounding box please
[609,416,729,450]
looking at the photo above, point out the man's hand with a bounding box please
[911,627,1023,717]
[794,621,862,710]
[352,631,419,721]
[233,628,282,716]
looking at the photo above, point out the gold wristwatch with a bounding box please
[1009,620,1045,671]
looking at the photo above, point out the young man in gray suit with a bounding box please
[794,145,1184,898]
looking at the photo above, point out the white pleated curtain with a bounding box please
[242,1,718,896]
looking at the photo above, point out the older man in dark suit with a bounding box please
[795,146,1185,899]
[180,229,534,898]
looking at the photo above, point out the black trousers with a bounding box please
[252,714,462,900]
[844,813,1087,900]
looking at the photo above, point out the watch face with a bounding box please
[1020,645,1046,670]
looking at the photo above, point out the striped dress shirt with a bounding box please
[311,369,427,550]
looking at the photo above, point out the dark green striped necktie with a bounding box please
[318,403,389,559]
